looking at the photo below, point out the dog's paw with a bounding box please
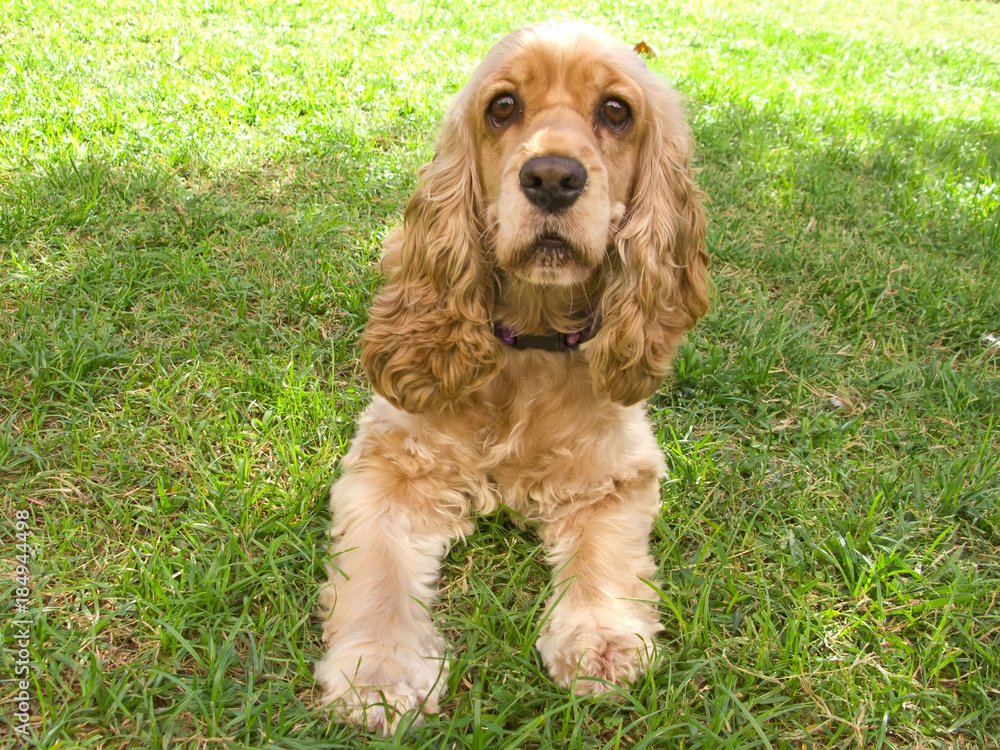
[315,637,449,735]
[537,616,660,696]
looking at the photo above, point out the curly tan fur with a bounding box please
[588,74,709,404]
[360,114,503,413]
[316,22,709,735]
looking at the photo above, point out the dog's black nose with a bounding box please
[519,156,587,213]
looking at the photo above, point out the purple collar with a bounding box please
[493,311,601,352]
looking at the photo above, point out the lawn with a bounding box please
[1,0,998,747]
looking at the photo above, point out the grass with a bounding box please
[1,0,998,747]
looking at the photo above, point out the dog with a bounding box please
[315,21,709,734]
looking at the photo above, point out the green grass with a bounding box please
[1,0,998,747]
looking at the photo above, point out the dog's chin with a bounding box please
[502,234,596,287]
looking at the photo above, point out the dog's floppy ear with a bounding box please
[360,104,502,414]
[587,75,709,405]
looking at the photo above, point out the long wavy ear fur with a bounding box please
[588,74,709,406]
[360,103,502,414]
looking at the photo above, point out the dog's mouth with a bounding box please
[501,231,596,286]
[529,233,578,265]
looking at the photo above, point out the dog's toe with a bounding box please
[538,616,660,696]
[315,639,448,736]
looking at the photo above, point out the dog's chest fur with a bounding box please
[468,349,664,522]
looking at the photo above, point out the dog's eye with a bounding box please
[487,94,518,126]
[599,98,631,129]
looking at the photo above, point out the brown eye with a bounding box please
[599,98,631,129]
[487,94,518,125]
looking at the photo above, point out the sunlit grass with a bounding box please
[1,0,998,747]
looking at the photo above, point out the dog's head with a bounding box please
[362,23,709,412]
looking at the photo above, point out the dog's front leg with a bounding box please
[315,403,476,735]
[536,472,665,695]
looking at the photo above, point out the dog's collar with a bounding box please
[493,312,601,352]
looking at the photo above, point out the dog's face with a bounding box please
[473,28,647,287]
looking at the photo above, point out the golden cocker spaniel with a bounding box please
[316,22,709,734]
